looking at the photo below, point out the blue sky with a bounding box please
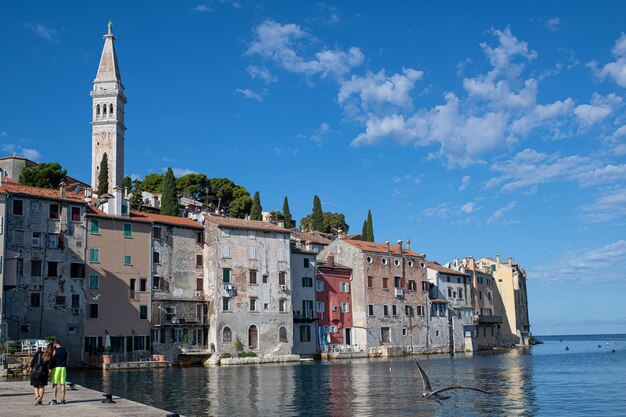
[2,1,626,335]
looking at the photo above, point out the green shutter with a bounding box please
[89,274,99,289]
[89,248,99,263]
[140,305,147,319]
[222,269,231,283]
[123,223,132,237]
[90,219,100,234]
[123,254,132,265]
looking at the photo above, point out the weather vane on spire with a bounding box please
[107,19,113,35]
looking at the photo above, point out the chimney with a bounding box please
[406,239,411,251]
[337,230,346,240]
[469,256,475,269]
[397,240,403,255]
[508,256,513,265]
[327,253,335,267]
[278,221,285,228]
[59,181,66,198]
[496,254,501,263]
[385,241,390,253]
[462,256,467,266]
[453,258,459,267]
[84,188,92,203]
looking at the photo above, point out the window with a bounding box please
[16,259,23,276]
[222,327,232,342]
[222,269,231,283]
[278,249,285,262]
[222,228,230,238]
[31,260,42,277]
[89,274,99,289]
[381,258,388,265]
[123,254,132,265]
[49,204,60,219]
[13,199,23,215]
[71,263,85,278]
[383,305,389,316]
[491,264,496,272]
[300,325,311,342]
[196,230,204,244]
[448,288,452,297]
[196,278,203,291]
[458,289,463,299]
[381,327,390,343]
[340,282,350,293]
[72,294,80,309]
[222,298,231,311]
[153,227,162,239]
[249,270,257,284]
[392,305,397,316]
[262,274,268,284]
[487,292,492,301]
[248,230,256,239]
[408,280,416,291]
[395,276,402,288]
[316,301,325,313]
[457,277,461,284]
[315,280,324,292]
[121,204,128,215]
[279,326,288,343]
[123,223,132,238]
[48,234,58,249]
[302,277,313,287]
[196,255,203,266]
[47,261,58,277]
[71,206,81,222]
[130,279,136,299]
[422,281,428,291]
[367,276,373,288]
[30,292,41,308]
[89,304,99,319]
[279,271,286,286]
[153,252,160,264]
[366,256,373,264]
[302,300,314,318]
[417,305,424,316]
[89,248,100,263]
[32,232,42,247]
[248,246,256,260]
[382,277,388,289]
[153,276,162,290]
[405,306,414,316]
[55,296,66,306]
[341,302,350,313]
[368,304,374,316]
[90,219,100,234]
[250,298,258,311]
[479,291,483,300]
[222,244,231,258]
[140,278,147,292]
[279,298,287,312]
[31,201,41,214]
[304,258,310,268]
[14,230,24,246]
[138,305,148,319]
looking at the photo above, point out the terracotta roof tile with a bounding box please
[290,229,333,245]
[0,178,85,203]
[131,211,203,229]
[425,261,469,276]
[342,239,424,257]
[204,213,290,232]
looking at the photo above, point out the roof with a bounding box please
[131,211,203,229]
[204,213,291,233]
[342,239,424,257]
[85,205,151,223]
[425,261,470,276]
[0,178,86,204]
[96,33,122,82]
[430,299,449,303]
[291,229,333,245]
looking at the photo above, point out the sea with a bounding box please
[69,333,626,416]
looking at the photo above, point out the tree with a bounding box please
[141,173,165,193]
[361,219,368,240]
[130,180,144,211]
[366,209,375,242]
[207,178,253,218]
[282,196,294,228]
[121,176,132,194]
[18,162,67,189]
[97,153,109,195]
[269,210,285,223]
[227,186,253,218]
[300,211,349,234]
[176,173,209,201]
[160,168,178,216]
[250,191,263,221]
[311,195,324,232]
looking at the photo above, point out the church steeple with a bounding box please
[91,20,126,196]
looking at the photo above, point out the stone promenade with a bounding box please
[0,380,179,416]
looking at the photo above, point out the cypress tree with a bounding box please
[283,196,294,228]
[160,168,178,216]
[366,209,375,242]
[361,219,368,240]
[97,153,109,195]
[250,191,263,221]
[311,195,324,232]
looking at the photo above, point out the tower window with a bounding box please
[96,104,100,116]
[103,104,107,115]
[110,103,114,115]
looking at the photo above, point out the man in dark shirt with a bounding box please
[49,339,69,405]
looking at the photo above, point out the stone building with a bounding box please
[203,214,293,356]
[318,238,428,356]
[133,212,208,349]
[478,255,531,345]
[316,254,353,350]
[0,178,88,364]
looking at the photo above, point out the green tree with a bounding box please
[311,195,324,232]
[121,176,132,194]
[366,209,375,242]
[250,191,263,221]
[300,211,349,234]
[141,173,165,193]
[207,178,253,218]
[269,210,284,223]
[176,173,209,201]
[18,162,67,189]
[97,153,109,195]
[130,180,144,211]
[361,219,368,240]
[160,168,178,216]
[282,196,294,228]
[227,186,253,218]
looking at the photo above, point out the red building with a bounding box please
[316,254,353,348]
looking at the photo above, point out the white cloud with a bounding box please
[170,168,196,177]
[192,4,211,12]
[487,200,516,224]
[310,122,333,142]
[544,17,561,32]
[247,65,277,83]
[0,131,7,137]
[589,33,626,87]
[417,200,479,220]
[531,240,626,282]
[460,202,479,214]
[247,20,363,78]
[420,203,451,219]
[24,23,57,41]
[233,88,264,101]
[579,188,626,223]
[391,174,421,185]
[1,143,42,161]
[574,164,626,187]
[574,93,622,126]
[479,26,537,71]
[458,175,471,191]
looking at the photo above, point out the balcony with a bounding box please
[394,288,404,298]
[478,315,502,324]
[293,311,317,323]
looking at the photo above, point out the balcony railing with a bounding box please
[478,315,502,324]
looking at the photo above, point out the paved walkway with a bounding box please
[0,380,179,416]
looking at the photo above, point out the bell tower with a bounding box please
[91,20,126,195]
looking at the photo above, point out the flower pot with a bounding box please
[102,354,112,364]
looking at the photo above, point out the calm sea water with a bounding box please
[68,334,626,416]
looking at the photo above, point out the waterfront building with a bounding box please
[318,238,428,356]
[0,178,88,364]
[316,253,353,350]
[478,254,531,345]
[425,261,473,352]
[203,214,293,356]
[84,190,152,359]
[290,230,331,356]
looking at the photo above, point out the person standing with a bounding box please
[29,343,53,405]
[49,338,69,405]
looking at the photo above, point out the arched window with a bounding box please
[110,103,114,115]
[248,325,258,350]
[279,326,288,343]
[222,327,231,343]
[96,104,100,116]
[103,104,107,115]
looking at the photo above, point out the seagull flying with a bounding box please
[416,361,491,405]
[89,292,101,300]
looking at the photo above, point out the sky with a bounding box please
[1,1,626,336]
